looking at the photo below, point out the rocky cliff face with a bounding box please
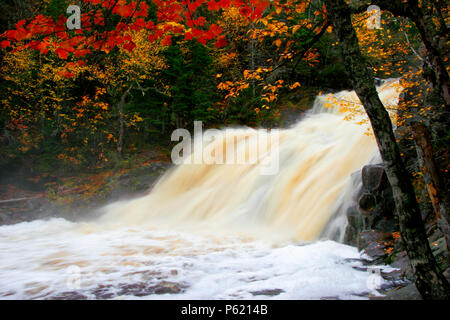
[344,164,396,247]
[344,163,449,287]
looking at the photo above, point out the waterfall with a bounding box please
[100,79,402,242]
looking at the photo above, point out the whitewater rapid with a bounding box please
[0,80,402,299]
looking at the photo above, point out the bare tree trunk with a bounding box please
[412,122,450,264]
[408,4,449,106]
[323,0,450,299]
[117,104,124,157]
[117,85,133,157]
[369,0,449,106]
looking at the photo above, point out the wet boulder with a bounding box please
[358,192,376,213]
[358,164,395,232]
[362,164,386,192]
[344,164,397,245]
[358,230,388,264]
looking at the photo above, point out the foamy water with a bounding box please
[0,81,402,300]
[0,218,390,299]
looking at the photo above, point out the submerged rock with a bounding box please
[152,281,185,294]
[250,289,284,296]
[117,281,186,297]
[49,291,89,300]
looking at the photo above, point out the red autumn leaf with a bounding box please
[136,2,149,17]
[197,34,209,45]
[251,0,269,11]
[94,12,104,25]
[193,17,206,26]
[133,18,147,28]
[184,31,194,41]
[161,35,172,46]
[208,0,231,11]
[124,34,133,42]
[240,6,252,17]
[64,72,75,78]
[7,28,28,42]
[73,49,91,58]
[16,19,26,29]
[214,36,227,48]
[209,24,223,36]
[123,41,136,52]
[188,0,203,12]
[207,0,222,11]
[36,41,50,54]
[1,40,10,48]
[55,48,69,59]
[114,4,135,18]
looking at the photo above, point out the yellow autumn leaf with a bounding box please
[289,82,301,89]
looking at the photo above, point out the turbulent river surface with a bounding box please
[0,81,402,300]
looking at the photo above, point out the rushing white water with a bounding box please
[0,80,402,300]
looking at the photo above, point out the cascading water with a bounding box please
[0,80,402,300]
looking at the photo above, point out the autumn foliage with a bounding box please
[0,0,448,174]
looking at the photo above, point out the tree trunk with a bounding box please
[412,122,450,264]
[370,0,449,106]
[117,100,125,157]
[407,3,449,106]
[323,0,450,299]
[116,85,133,157]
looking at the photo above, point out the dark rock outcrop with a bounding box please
[344,164,422,289]
[357,230,388,263]
[344,164,396,247]
[359,164,396,232]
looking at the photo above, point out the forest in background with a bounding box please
[0,0,449,299]
[1,0,445,175]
